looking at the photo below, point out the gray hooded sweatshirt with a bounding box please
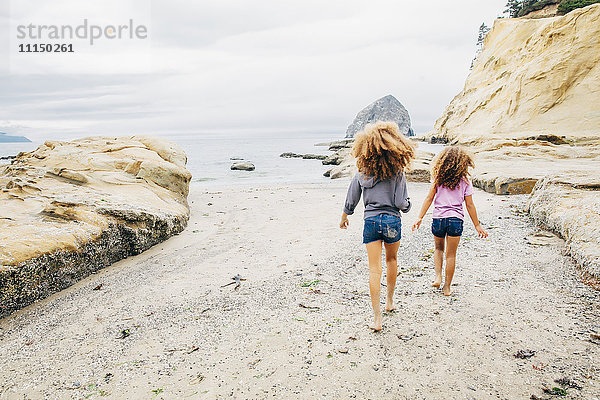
[343,172,411,219]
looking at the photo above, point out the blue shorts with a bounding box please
[431,217,464,238]
[363,214,402,244]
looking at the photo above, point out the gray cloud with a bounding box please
[1,0,507,140]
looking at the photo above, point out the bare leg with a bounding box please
[433,236,445,288]
[443,236,460,296]
[366,240,383,331]
[383,241,400,311]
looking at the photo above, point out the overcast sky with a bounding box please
[0,0,507,141]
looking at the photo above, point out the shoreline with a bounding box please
[3,134,598,320]
[1,181,598,398]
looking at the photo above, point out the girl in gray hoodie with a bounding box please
[340,121,415,331]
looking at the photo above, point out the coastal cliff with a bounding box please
[430,4,600,144]
[426,4,600,280]
[0,136,191,317]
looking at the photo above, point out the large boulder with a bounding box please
[528,173,600,279]
[345,95,413,138]
[0,136,191,317]
[322,148,351,166]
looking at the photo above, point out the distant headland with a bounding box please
[0,132,32,143]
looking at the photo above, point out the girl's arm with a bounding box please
[340,175,362,229]
[464,195,488,238]
[340,212,350,229]
[412,183,437,231]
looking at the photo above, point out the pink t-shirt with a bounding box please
[432,179,474,220]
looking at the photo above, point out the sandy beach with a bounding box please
[1,180,598,399]
[2,1,600,399]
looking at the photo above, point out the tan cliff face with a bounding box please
[430,4,600,144]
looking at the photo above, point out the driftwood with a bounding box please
[221,274,246,290]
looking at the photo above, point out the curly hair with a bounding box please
[431,146,475,190]
[351,121,415,181]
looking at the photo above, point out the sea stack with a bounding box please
[345,95,413,138]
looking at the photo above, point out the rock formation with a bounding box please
[467,137,600,195]
[528,173,600,278]
[281,98,415,178]
[317,96,420,179]
[345,95,413,138]
[231,162,255,171]
[280,152,327,160]
[0,136,191,317]
[425,4,600,280]
[428,4,600,144]
[322,148,351,166]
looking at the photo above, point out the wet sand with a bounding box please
[1,181,599,399]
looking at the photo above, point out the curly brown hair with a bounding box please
[431,146,475,190]
[351,121,415,181]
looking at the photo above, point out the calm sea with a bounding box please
[170,132,336,187]
[0,133,443,187]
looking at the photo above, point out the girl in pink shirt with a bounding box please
[412,146,488,296]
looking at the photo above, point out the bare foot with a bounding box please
[432,278,442,288]
[369,313,382,331]
[385,300,396,312]
[443,285,452,296]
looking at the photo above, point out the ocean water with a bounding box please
[170,132,337,187]
[0,142,39,159]
[0,132,337,187]
[0,133,444,187]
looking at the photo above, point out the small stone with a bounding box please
[231,162,255,171]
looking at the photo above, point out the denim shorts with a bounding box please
[363,214,402,244]
[431,217,464,238]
